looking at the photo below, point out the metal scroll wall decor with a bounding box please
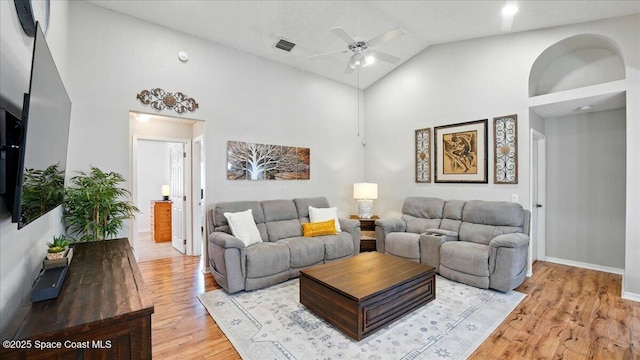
[227,141,310,180]
[415,128,431,183]
[493,114,518,184]
[136,88,199,114]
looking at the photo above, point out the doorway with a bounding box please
[129,112,205,262]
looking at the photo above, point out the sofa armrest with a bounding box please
[490,233,529,249]
[488,233,529,292]
[209,231,246,249]
[339,218,361,256]
[374,218,406,254]
[424,228,459,240]
[375,218,406,233]
[208,231,247,293]
[419,233,457,271]
[339,218,359,233]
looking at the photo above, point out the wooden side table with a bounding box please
[350,215,379,252]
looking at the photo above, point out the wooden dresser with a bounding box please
[150,200,172,242]
[0,238,154,359]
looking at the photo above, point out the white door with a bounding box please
[530,130,546,273]
[170,143,186,253]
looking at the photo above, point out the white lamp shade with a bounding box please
[353,183,378,200]
[161,185,170,197]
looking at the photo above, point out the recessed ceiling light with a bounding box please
[502,4,518,16]
[578,105,593,111]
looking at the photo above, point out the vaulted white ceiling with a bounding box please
[87,0,640,89]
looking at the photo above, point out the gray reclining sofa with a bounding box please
[206,197,360,293]
[376,197,530,292]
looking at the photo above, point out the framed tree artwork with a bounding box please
[226,141,310,180]
[494,114,518,184]
[415,128,431,183]
[434,119,488,183]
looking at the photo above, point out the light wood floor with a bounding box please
[137,258,639,359]
[136,231,183,263]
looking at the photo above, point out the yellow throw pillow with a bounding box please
[302,219,338,237]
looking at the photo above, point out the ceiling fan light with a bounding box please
[502,4,518,16]
[365,54,375,65]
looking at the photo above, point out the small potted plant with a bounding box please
[46,235,72,260]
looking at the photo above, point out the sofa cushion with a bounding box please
[223,209,263,247]
[214,201,268,240]
[402,214,441,234]
[462,200,524,227]
[322,232,354,260]
[385,232,420,260]
[262,199,298,222]
[265,219,303,242]
[277,237,325,268]
[440,241,490,277]
[245,242,290,278]
[440,199,465,232]
[458,200,525,245]
[459,223,524,245]
[293,197,330,221]
[402,197,445,219]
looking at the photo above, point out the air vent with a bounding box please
[274,38,296,52]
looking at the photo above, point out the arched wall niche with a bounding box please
[529,34,625,97]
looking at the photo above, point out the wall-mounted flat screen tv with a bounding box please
[12,23,72,228]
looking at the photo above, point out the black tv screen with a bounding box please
[13,23,71,228]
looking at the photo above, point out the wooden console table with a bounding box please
[0,239,154,359]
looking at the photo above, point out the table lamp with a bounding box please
[162,185,170,200]
[353,183,378,219]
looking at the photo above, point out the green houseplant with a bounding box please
[63,166,139,242]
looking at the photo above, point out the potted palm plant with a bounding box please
[63,166,139,242]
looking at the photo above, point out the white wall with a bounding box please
[0,1,70,331]
[364,15,639,296]
[65,1,363,223]
[136,140,174,232]
[545,109,626,269]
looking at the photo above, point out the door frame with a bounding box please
[191,136,204,257]
[529,129,546,276]
[131,135,193,258]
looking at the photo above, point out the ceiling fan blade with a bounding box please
[369,50,400,64]
[309,49,348,59]
[331,27,357,45]
[367,27,405,47]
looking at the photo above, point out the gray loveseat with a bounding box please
[376,197,530,292]
[206,197,361,293]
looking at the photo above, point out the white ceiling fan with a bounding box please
[310,26,405,74]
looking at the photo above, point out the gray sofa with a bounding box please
[206,197,360,293]
[376,197,530,292]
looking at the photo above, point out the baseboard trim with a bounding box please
[544,257,624,275]
[622,291,640,302]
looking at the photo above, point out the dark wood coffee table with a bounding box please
[299,252,436,340]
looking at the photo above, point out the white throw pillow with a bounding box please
[223,209,263,247]
[308,206,341,232]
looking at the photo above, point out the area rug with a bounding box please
[198,276,524,359]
